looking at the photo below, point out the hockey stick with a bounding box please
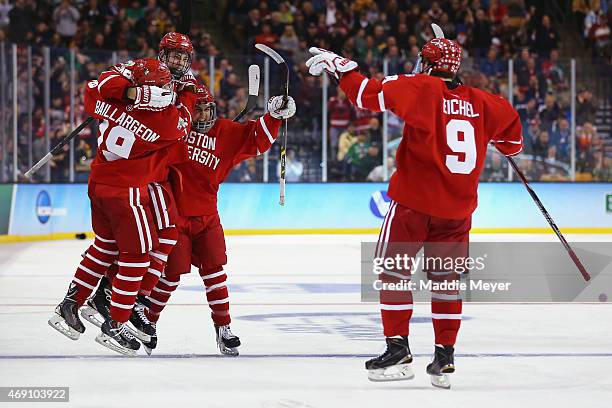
[255,43,289,206]
[24,116,94,178]
[233,64,260,122]
[507,156,591,281]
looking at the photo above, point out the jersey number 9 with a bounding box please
[445,119,476,175]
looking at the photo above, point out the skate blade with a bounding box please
[48,314,81,341]
[80,306,104,328]
[95,333,138,357]
[368,364,415,382]
[430,374,451,389]
[125,322,152,343]
[144,346,154,356]
[219,345,239,356]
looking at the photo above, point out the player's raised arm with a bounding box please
[305,47,413,117]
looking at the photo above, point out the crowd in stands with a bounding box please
[0,0,610,182]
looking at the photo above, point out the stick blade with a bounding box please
[432,23,445,39]
[247,64,260,96]
[255,43,284,64]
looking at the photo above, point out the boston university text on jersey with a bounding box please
[93,99,161,143]
[185,131,220,169]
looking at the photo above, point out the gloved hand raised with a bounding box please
[305,47,358,79]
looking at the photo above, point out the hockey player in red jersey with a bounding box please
[50,33,199,349]
[49,58,196,356]
[141,86,296,356]
[306,26,522,387]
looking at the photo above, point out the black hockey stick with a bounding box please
[255,43,289,206]
[233,64,260,122]
[507,156,591,281]
[24,116,94,178]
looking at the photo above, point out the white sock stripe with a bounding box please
[356,78,368,109]
[205,283,227,293]
[73,277,95,290]
[148,184,163,230]
[158,277,179,287]
[156,184,170,228]
[110,300,133,310]
[113,287,139,296]
[208,298,229,305]
[115,274,142,282]
[149,251,168,262]
[158,238,177,245]
[85,253,111,267]
[376,200,396,258]
[95,235,116,243]
[78,265,103,279]
[129,187,146,253]
[147,268,162,277]
[431,292,462,300]
[380,304,413,311]
[147,297,167,306]
[431,313,462,320]
[136,188,153,252]
[381,270,411,280]
[117,261,150,268]
[152,286,172,294]
[200,270,226,280]
[377,91,386,111]
[92,244,119,256]
[378,201,397,258]
[259,116,275,144]
[429,271,454,276]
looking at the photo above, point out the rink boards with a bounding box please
[1,182,611,241]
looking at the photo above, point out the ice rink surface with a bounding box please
[1,234,611,408]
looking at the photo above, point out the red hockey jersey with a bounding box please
[84,80,196,187]
[173,115,282,216]
[340,71,523,219]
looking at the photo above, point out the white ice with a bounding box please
[1,234,611,408]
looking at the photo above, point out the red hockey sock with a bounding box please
[379,271,414,337]
[199,267,230,326]
[145,274,180,322]
[71,236,119,306]
[109,253,149,323]
[431,299,462,345]
[139,227,178,296]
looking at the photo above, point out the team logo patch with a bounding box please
[369,190,391,219]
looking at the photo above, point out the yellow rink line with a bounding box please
[1,227,612,244]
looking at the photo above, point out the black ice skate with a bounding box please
[365,337,414,381]
[215,325,241,356]
[127,295,156,342]
[48,283,86,340]
[426,345,455,389]
[80,276,111,328]
[142,323,157,356]
[95,318,141,356]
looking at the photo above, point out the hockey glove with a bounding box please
[133,85,176,111]
[305,47,358,79]
[268,96,296,120]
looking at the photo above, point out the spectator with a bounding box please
[479,47,505,78]
[532,14,559,57]
[532,130,551,160]
[551,118,571,161]
[587,12,611,58]
[593,156,612,181]
[367,157,396,182]
[255,23,279,48]
[337,124,356,162]
[0,0,12,30]
[7,0,35,44]
[328,89,352,160]
[470,8,493,59]
[576,88,596,125]
[53,0,80,45]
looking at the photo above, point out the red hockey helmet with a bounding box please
[413,38,462,77]
[158,32,194,79]
[193,85,217,133]
[132,58,173,87]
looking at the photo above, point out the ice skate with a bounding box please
[126,295,155,342]
[365,336,414,381]
[427,345,455,389]
[95,318,140,357]
[48,283,86,341]
[142,323,157,356]
[80,276,111,328]
[215,325,240,356]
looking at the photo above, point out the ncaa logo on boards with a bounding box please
[36,190,52,224]
[369,190,390,219]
